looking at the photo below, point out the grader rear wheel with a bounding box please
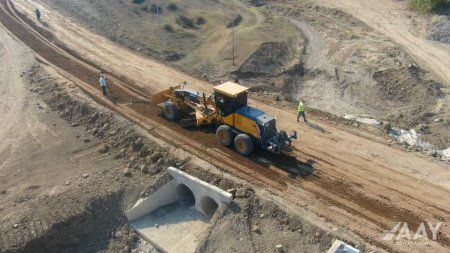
[234,134,254,156]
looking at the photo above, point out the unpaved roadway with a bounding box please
[318,0,450,85]
[2,0,450,252]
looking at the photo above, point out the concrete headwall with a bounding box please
[126,167,234,221]
[167,167,233,215]
[126,180,178,221]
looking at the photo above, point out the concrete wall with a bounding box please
[126,179,178,221]
[167,167,233,216]
[126,167,234,221]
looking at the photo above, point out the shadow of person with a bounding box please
[305,122,330,134]
[40,21,49,28]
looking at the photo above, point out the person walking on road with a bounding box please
[34,8,41,21]
[297,98,307,123]
[99,74,107,96]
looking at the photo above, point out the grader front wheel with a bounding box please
[216,125,234,147]
[163,101,178,121]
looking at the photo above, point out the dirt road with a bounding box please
[2,0,450,252]
[318,0,450,86]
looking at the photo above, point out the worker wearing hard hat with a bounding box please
[297,99,307,123]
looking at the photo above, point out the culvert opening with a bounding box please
[176,183,195,206]
[200,196,219,216]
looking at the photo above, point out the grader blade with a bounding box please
[151,85,180,104]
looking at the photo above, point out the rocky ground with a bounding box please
[0,39,374,253]
[429,7,450,44]
[2,0,450,252]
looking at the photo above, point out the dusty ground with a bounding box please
[41,0,450,150]
[0,8,371,253]
[1,0,450,252]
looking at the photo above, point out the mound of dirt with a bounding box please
[236,42,293,78]
[370,66,446,131]
[373,66,443,104]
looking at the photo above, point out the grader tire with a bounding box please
[163,101,178,121]
[216,125,234,147]
[234,134,254,156]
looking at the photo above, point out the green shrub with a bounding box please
[226,14,242,28]
[167,3,178,11]
[176,15,196,29]
[163,24,174,32]
[132,0,146,4]
[410,0,450,12]
[196,17,206,25]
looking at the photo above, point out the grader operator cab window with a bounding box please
[213,82,249,116]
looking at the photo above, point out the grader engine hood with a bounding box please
[256,114,297,155]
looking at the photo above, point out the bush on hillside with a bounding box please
[132,0,146,4]
[226,14,242,28]
[196,17,207,25]
[163,24,174,32]
[167,3,178,11]
[410,0,450,12]
[176,15,196,29]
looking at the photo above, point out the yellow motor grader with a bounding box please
[152,81,296,156]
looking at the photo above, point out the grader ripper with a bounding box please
[152,81,297,156]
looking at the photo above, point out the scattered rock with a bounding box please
[98,144,109,154]
[114,230,124,239]
[252,225,260,233]
[148,165,160,175]
[140,164,149,174]
[275,244,285,253]
[64,180,71,186]
[123,167,131,176]
[227,188,237,197]
[235,187,248,198]
[13,224,19,229]
[155,224,159,228]
[80,104,90,115]
[83,139,90,143]
[139,148,149,157]
[150,152,163,162]
[82,173,89,179]
[434,118,444,123]
[381,121,391,131]
[352,122,359,128]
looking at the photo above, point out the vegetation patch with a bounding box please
[132,0,146,4]
[196,17,207,26]
[226,14,242,28]
[410,0,450,12]
[163,24,174,32]
[167,3,178,11]
[176,15,196,29]
[164,51,186,61]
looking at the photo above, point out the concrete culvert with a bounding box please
[176,184,195,206]
[200,196,219,216]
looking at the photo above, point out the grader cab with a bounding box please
[152,81,296,156]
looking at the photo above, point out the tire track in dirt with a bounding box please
[2,0,450,250]
[0,0,288,191]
